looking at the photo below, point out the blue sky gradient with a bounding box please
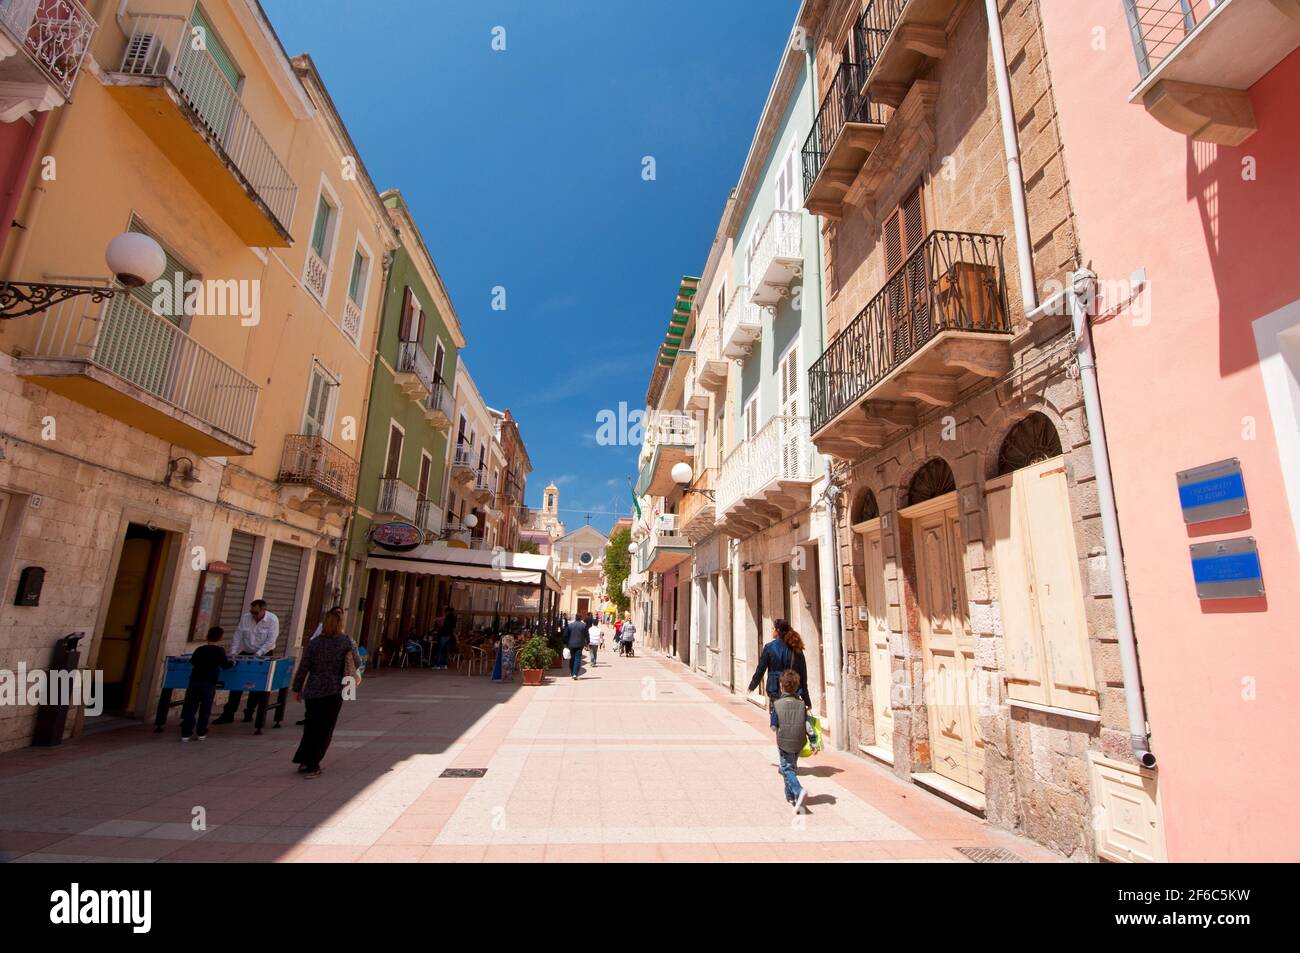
[263,0,798,531]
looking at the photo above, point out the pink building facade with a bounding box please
[1040,1,1300,861]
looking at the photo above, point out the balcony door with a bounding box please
[302,364,336,438]
[176,4,243,141]
[778,342,801,478]
[384,423,404,480]
[884,184,929,365]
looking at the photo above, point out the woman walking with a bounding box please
[747,619,812,731]
[291,608,359,779]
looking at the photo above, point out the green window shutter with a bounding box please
[348,250,364,302]
[128,219,191,324]
[311,194,331,257]
[190,6,241,89]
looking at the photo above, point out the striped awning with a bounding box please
[659,275,700,366]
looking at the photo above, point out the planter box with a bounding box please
[522,668,544,686]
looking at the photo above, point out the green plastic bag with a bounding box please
[800,714,823,758]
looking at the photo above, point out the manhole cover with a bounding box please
[955,846,1024,863]
[440,768,487,779]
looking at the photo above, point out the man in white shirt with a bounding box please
[214,599,279,724]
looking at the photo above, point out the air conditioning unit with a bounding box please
[121,31,167,75]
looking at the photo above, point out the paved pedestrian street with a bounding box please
[0,653,1059,863]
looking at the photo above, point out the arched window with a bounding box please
[997,412,1064,475]
[854,489,880,523]
[906,458,956,506]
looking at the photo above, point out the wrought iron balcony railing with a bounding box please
[397,340,435,391]
[377,477,419,522]
[802,60,888,196]
[117,12,297,234]
[0,0,97,98]
[809,230,1010,434]
[1124,0,1219,79]
[21,290,258,445]
[856,0,909,71]
[279,434,358,503]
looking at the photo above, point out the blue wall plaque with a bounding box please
[1177,458,1248,524]
[1189,537,1264,600]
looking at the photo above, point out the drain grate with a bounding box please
[955,846,1024,863]
[440,768,487,779]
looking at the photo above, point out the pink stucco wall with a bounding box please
[1038,9,1300,860]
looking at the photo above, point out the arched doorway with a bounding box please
[898,457,984,793]
[850,487,893,759]
[986,413,1098,715]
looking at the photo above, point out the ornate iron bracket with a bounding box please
[0,282,117,319]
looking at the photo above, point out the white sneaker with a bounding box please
[180,736,192,743]
[793,789,807,815]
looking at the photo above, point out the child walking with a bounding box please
[181,626,233,741]
[774,669,811,814]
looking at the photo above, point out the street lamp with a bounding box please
[463,513,479,529]
[627,542,636,554]
[672,462,715,500]
[0,231,167,319]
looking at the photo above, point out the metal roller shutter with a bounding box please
[263,541,305,654]
[217,531,256,635]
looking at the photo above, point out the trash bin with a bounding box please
[32,633,85,748]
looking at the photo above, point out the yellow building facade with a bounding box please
[0,0,395,749]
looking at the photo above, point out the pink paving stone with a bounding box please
[360,846,427,863]
[421,844,487,863]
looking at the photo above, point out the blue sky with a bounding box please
[263,0,798,532]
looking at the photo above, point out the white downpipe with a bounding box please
[985,0,1037,309]
[991,0,1155,766]
[1061,271,1155,767]
[804,40,849,751]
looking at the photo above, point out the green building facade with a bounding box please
[345,190,465,649]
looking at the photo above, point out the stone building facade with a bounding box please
[805,0,1134,858]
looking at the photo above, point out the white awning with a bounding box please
[365,543,560,591]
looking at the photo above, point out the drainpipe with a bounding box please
[803,38,849,750]
[1028,272,1155,767]
[985,0,1037,309]
[989,0,1154,768]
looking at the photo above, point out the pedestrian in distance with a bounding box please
[291,608,359,779]
[563,614,588,680]
[587,618,604,667]
[775,669,812,814]
[180,626,234,741]
[748,618,812,731]
[620,619,636,657]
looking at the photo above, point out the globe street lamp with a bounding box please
[0,231,167,319]
[672,461,715,500]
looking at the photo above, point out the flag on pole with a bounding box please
[626,477,641,519]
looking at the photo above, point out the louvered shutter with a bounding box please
[217,531,257,637]
[901,186,930,344]
[398,287,414,342]
[780,346,801,478]
[263,541,305,654]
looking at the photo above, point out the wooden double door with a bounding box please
[902,493,985,793]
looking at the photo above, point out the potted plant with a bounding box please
[516,635,555,686]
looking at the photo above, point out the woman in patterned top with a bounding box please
[291,608,359,779]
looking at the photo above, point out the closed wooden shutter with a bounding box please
[988,457,1098,714]
[217,531,256,636]
[398,287,415,342]
[263,541,305,654]
[987,477,1050,706]
[385,424,403,479]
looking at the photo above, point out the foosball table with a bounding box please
[154,654,295,735]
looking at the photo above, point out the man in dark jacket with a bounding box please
[563,616,589,680]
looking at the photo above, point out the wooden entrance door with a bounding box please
[906,495,984,792]
[858,520,894,754]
